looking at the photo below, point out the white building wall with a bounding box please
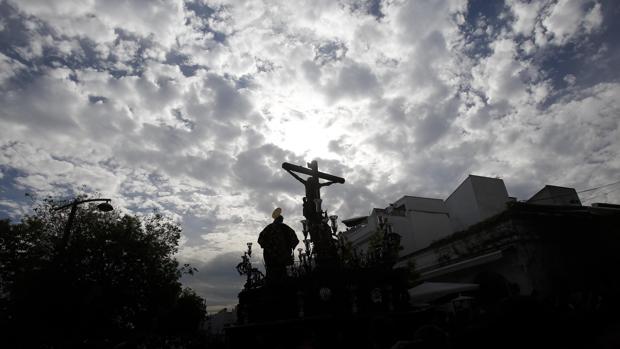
[393,196,448,213]
[528,185,582,206]
[445,175,510,232]
[388,215,414,255]
[343,176,512,262]
[389,196,453,255]
[470,175,510,220]
[344,210,380,252]
[344,197,453,257]
[445,178,479,231]
[409,211,453,254]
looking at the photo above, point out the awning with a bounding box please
[408,282,479,303]
[419,250,503,280]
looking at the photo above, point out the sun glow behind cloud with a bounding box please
[258,87,343,160]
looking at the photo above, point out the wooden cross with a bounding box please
[282,160,345,265]
[282,160,345,205]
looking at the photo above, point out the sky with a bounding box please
[1,0,619,311]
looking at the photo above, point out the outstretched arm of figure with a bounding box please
[286,169,307,184]
[319,180,335,188]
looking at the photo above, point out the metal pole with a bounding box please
[60,201,78,251]
[54,198,112,250]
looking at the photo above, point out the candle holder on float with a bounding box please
[373,216,401,266]
[328,214,345,259]
[303,238,312,262]
[235,242,264,289]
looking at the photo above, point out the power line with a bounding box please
[581,186,620,203]
[575,179,620,194]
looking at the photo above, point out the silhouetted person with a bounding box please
[258,208,299,282]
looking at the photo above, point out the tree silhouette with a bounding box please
[0,196,206,348]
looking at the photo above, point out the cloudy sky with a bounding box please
[1,0,619,311]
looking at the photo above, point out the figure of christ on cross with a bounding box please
[282,160,345,221]
[282,160,345,265]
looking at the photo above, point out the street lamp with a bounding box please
[54,198,113,249]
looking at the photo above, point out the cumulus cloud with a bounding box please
[508,0,545,36]
[542,0,603,45]
[506,0,605,47]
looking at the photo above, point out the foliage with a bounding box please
[337,234,355,262]
[363,228,402,266]
[162,288,208,335]
[367,229,384,255]
[0,196,206,348]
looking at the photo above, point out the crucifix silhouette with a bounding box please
[282,160,345,265]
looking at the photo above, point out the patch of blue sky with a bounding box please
[184,0,227,43]
[537,1,620,105]
[0,167,41,220]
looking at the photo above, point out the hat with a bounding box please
[272,207,282,219]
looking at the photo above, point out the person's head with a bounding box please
[272,207,284,223]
